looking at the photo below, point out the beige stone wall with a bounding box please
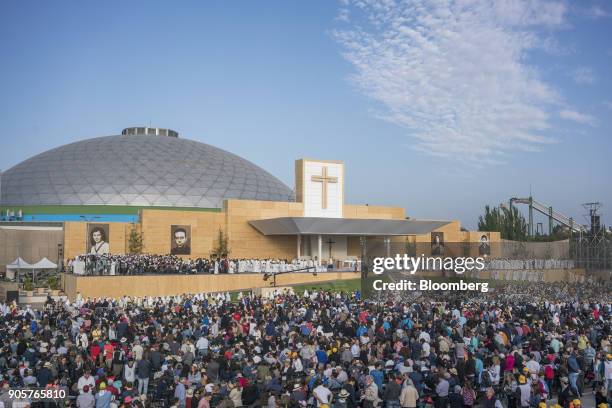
[224,199,304,259]
[140,209,225,258]
[63,222,87,259]
[137,200,309,260]
[464,230,502,257]
[405,223,503,257]
[414,220,463,243]
[343,205,405,220]
[61,271,359,300]
[0,226,63,272]
[61,202,498,261]
[467,231,501,243]
[64,222,132,260]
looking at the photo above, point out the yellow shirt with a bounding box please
[92,328,102,341]
[577,335,587,350]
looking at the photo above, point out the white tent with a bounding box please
[30,257,58,286]
[5,257,33,280]
[31,257,57,269]
[7,257,33,269]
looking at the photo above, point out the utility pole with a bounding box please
[528,196,534,237]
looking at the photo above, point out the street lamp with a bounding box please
[57,243,64,272]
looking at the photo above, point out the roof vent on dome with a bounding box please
[121,127,179,138]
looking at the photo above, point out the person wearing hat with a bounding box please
[340,343,353,364]
[334,388,350,408]
[570,399,582,408]
[290,383,307,406]
[95,382,113,408]
[400,377,419,408]
[77,384,95,408]
[37,361,54,388]
[558,377,574,408]
[448,384,463,408]
[228,381,242,407]
[517,375,531,408]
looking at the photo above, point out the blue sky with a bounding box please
[1,0,610,229]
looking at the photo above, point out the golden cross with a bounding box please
[311,166,338,209]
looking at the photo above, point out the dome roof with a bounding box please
[0,131,294,208]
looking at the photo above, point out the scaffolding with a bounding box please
[509,196,588,236]
[570,203,611,271]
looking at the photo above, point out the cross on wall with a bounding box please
[311,166,338,210]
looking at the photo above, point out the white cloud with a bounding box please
[536,36,575,56]
[584,5,611,18]
[570,66,596,84]
[559,109,597,126]
[336,8,350,22]
[334,0,569,162]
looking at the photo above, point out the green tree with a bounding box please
[23,276,34,292]
[47,275,59,290]
[478,205,528,241]
[128,225,143,254]
[212,228,230,258]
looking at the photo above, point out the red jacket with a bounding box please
[505,354,515,372]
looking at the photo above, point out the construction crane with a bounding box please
[509,196,588,236]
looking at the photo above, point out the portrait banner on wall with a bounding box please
[431,232,444,256]
[479,233,491,256]
[170,225,191,255]
[87,223,110,255]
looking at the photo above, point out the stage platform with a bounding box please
[60,271,358,300]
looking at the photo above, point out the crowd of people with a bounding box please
[67,254,577,278]
[0,280,610,408]
[485,260,575,271]
[68,255,343,276]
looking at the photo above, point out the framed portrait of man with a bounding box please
[479,233,491,256]
[88,224,110,255]
[431,232,444,256]
[170,225,191,255]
